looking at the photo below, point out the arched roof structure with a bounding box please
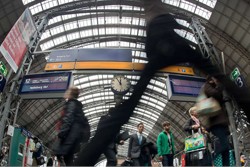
[0,0,249,159]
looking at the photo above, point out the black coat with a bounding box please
[184,118,199,135]
[53,99,88,155]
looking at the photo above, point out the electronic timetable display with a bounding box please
[19,72,72,99]
[166,74,206,102]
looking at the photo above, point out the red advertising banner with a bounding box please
[0,9,36,73]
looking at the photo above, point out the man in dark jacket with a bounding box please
[127,122,147,166]
[54,86,90,166]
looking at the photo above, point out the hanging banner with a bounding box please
[0,8,36,73]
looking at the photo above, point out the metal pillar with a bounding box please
[0,14,49,149]
[190,17,240,166]
[223,91,241,166]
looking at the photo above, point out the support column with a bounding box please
[0,14,50,149]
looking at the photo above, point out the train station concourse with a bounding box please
[0,0,250,166]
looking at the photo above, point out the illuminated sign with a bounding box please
[166,74,205,102]
[45,62,194,75]
[19,72,72,99]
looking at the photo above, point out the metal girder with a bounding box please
[0,14,50,148]
[191,17,222,67]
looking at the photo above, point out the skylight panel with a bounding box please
[199,0,217,8]
[132,18,139,25]
[41,0,58,10]
[30,3,43,15]
[58,0,74,5]
[48,16,62,25]
[121,28,131,35]
[40,40,54,50]
[180,0,196,13]
[122,5,133,10]
[53,36,67,45]
[64,21,78,31]
[40,31,51,40]
[175,19,190,28]
[195,6,212,19]
[62,14,76,20]
[163,0,181,7]
[67,32,80,41]
[50,26,64,35]
[174,29,197,44]
[22,0,34,5]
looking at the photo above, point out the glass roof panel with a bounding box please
[22,0,34,5]
[180,0,196,13]
[195,6,212,19]
[30,3,43,15]
[163,0,216,20]
[199,0,217,8]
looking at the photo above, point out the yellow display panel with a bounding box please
[45,62,194,75]
[45,62,75,71]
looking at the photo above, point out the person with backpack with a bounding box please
[53,86,90,166]
[30,137,43,166]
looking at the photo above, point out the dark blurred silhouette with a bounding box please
[97,107,125,166]
[73,0,250,165]
[53,86,90,166]
[203,76,230,166]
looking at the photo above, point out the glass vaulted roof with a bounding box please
[18,0,217,158]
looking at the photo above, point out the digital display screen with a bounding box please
[19,72,72,94]
[169,75,205,97]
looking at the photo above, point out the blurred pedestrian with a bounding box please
[53,86,90,166]
[202,76,230,166]
[30,137,43,167]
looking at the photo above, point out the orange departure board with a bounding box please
[45,62,194,75]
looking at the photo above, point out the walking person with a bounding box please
[53,86,90,166]
[157,121,175,166]
[127,122,147,166]
[202,76,231,166]
[30,137,43,167]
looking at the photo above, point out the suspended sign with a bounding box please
[0,9,36,73]
[18,72,72,99]
[166,74,206,102]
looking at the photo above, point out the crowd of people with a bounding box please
[2,0,249,166]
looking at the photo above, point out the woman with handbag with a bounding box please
[184,106,201,135]
[184,107,212,166]
[201,75,231,166]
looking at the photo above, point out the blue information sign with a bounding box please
[47,48,132,63]
[19,72,72,99]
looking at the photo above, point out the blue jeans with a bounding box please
[162,154,173,166]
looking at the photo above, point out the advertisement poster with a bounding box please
[0,8,36,72]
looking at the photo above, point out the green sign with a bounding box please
[230,67,240,81]
[0,61,7,77]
